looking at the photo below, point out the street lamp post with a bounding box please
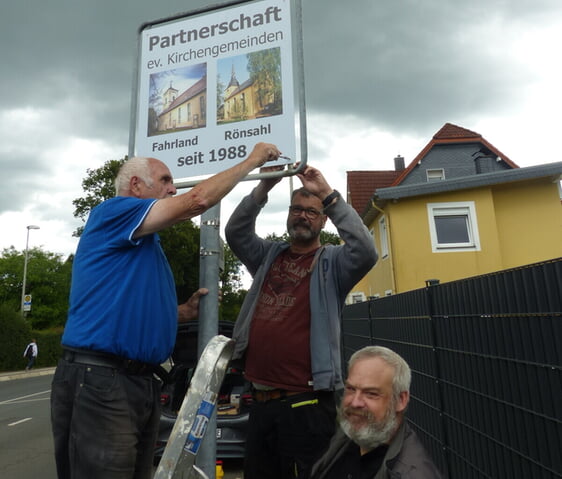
[21,225,40,316]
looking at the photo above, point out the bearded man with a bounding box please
[310,346,444,479]
[225,165,377,479]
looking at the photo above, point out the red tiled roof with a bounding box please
[346,123,520,216]
[391,122,518,186]
[433,122,481,140]
[347,170,401,214]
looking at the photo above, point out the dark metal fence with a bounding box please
[341,257,562,478]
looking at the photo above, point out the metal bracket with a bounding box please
[199,247,221,256]
[201,219,220,227]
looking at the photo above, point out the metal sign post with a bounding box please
[197,203,222,478]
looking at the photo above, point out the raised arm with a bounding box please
[135,142,280,237]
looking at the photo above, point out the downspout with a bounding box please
[371,199,397,294]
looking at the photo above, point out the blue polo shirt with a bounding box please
[62,196,177,364]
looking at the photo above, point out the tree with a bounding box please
[265,230,342,246]
[159,223,200,304]
[0,246,72,329]
[219,244,247,322]
[72,157,126,237]
[247,48,282,112]
[0,304,32,371]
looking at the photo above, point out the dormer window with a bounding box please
[426,168,445,182]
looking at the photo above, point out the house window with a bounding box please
[378,216,389,258]
[427,169,445,181]
[427,202,481,252]
[350,292,366,304]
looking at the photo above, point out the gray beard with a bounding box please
[288,224,318,242]
[337,404,398,451]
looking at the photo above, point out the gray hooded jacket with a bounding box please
[225,189,377,391]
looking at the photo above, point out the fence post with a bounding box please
[424,279,450,476]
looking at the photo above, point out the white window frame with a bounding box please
[378,216,389,258]
[349,292,366,304]
[427,201,481,252]
[426,168,445,182]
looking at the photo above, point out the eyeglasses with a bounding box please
[288,205,322,219]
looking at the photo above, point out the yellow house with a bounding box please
[347,123,562,300]
[221,65,277,122]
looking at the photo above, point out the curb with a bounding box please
[0,367,56,382]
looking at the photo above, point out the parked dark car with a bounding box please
[154,321,253,462]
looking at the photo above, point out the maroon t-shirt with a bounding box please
[245,248,319,391]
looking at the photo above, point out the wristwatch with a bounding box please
[322,190,341,209]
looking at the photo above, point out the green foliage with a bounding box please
[0,247,72,329]
[320,230,342,246]
[219,244,247,322]
[72,157,127,237]
[32,329,65,369]
[0,304,31,371]
[216,74,225,110]
[265,230,342,246]
[247,49,282,111]
[159,222,201,303]
[0,304,63,371]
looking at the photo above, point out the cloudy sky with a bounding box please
[1,0,561,259]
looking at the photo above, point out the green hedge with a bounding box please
[0,304,63,372]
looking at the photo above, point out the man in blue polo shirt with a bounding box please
[50,142,280,479]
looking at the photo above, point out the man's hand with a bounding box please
[296,166,332,199]
[246,142,281,169]
[178,288,209,322]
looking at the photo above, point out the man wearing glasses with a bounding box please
[225,165,378,479]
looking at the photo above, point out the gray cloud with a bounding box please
[1,0,561,252]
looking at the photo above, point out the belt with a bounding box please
[62,348,168,380]
[252,388,308,403]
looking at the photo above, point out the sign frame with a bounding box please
[128,0,307,188]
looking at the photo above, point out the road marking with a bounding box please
[8,417,32,426]
[0,389,50,406]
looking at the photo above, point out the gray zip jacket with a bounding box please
[310,422,444,479]
[225,189,377,391]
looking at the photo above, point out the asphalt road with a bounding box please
[0,373,55,479]
[0,369,244,478]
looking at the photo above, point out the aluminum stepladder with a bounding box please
[154,335,235,479]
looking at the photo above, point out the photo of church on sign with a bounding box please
[147,63,207,137]
[217,47,282,125]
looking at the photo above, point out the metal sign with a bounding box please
[130,0,306,186]
[23,294,32,312]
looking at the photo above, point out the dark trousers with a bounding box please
[244,391,337,479]
[50,358,161,479]
[25,356,36,370]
